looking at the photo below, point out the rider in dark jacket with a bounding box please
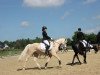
[76,28,85,42]
[42,26,52,55]
[42,27,51,40]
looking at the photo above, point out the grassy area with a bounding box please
[0,49,22,57]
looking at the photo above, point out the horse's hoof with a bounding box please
[71,64,74,66]
[38,67,41,70]
[59,65,62,68]
[84,62,87,64]
[71,63,74,66]
[79,62,82,65]
[44,67,47,70]
[22,67,26,70]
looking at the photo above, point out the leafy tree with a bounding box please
[72,32,97,44]
[85,33,96,44]
[72,31,77,43]
[33,37,42,43]
[67,38,72,46]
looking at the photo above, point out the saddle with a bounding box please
[40,43,53,52]
[80,40,93,48]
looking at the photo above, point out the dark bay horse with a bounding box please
[71,41,98,65]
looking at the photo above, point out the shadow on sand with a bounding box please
[17,66,54,71]
[66,62,82,66]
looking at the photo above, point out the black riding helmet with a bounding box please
[42,26,47,31]
[78,28,81,31]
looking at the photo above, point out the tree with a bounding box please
[67,38,72,46]
[72,31,77,43]
[33,37,42,43]
[72,31,97,44]
[85,33,96,44]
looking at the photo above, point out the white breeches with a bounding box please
[43,40,50,46]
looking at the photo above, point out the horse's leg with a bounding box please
[61,50,63,53]
[83,51,87,64]
[76,54,81,64]
[62,49,64,53]
[53,53,62,68]
[63,49,66,53]
[33,52,41,70]
[72,53,77,65]
[44,54,52,69]
[22,55,30,70]
[65,49,67,53]
[33,57,41,70]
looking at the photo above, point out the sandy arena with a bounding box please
[0,50,100,75]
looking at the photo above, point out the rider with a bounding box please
[76,28,88,47]
[76,28,85,45]
[42,26,52,55]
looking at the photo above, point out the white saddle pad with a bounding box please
[40,43,53,52]
[81,41,87,47]
[81,40,93,48]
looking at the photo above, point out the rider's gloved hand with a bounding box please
[51,38,53,40]
[51,38,54,41]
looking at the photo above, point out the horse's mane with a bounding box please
[55,38,66,42]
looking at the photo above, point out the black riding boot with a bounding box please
[45,45,50,55]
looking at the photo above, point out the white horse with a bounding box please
[18,38,67,70]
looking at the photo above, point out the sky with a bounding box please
[0,0,100,41]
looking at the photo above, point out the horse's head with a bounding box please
[93,45,98,54]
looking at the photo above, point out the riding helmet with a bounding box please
[42,26,47,31]
[78,28,81,31]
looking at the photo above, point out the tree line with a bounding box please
[67,32,98,46]
[0,37,42,49]
[0,32,98,49]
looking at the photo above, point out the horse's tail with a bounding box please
[18,44,29,61]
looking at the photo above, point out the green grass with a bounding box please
[0,49,22,57]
